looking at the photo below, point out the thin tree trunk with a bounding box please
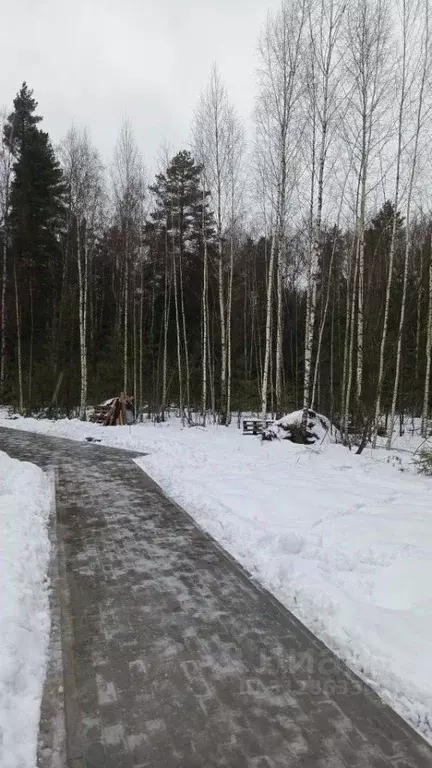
[356,153,366,406]
[261,231,277,422]
[275,243,283,416]
[178,240,190,421]
[373,10,406,444]
[305,0,337,420]
[421,234,432,437]
[150,260,157,415]
[133,266,137,421]
[303,97,316,419]
[172,241,183,419]
[202,193,208,425]
[139,258,144,417]
[415,244,423,386]
[0,224,7,397]
[218,237,227,423]
[226,230,234,424]
[341,164,362,429]
[312,152,352,409]
[387,0,428,448]
[77,220,88,420]
[343,246,359,441]
[123,223,129,394]
[243,257,248,383]
[275,130,287,416]
[330,293,335,428]
[303,237,319,423]
[302,94,317,426]
[13,256,23,414]
[209,310,216,420]
[28,274,33,411]
[311,231,338,408]
[161,232,170,422]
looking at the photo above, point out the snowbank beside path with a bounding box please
[0,448,52,768]
[1,411,432,742]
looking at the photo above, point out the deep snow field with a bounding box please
[0,409,431,744]
[0,447,52,768]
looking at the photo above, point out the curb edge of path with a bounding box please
[38,467,68,768]
[55,467,86,768]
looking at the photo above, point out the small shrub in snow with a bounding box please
[414,448,432,475]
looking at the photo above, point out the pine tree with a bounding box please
[4,83,65,410]
[148,150,215,415]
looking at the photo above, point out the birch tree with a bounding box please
[387,0,430,448]
[112,120,144,396]
[304,0,347,422]
[226,111,245,424]
[422,228,432,437]
[373,0,412,441]
[193,65,242,424]
[201,181,209,424]
[345,0,392,414]
[256,0,308,423]
[60,126,105,419]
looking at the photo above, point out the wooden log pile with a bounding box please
[89,392,134,426]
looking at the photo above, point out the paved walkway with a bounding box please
[1,426,431,768]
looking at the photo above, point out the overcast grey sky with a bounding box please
[1,0,281,168]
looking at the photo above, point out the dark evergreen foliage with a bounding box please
[0,86,430,426]
[2,84,65,406]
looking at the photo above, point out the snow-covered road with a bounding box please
[0,411,431,742]
[0,448,52,768]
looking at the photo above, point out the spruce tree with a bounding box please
[4,83,65,409]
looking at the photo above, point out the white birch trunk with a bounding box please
[208,313,216,422]
[261,231,277,422]
[415,245,423,385]
[226,229,234,425]
[139,258,144,417]
[172,235,183,419]
[201,189,208,425]
[311,233,337,408]
[387,0,428,449]
[356,173,366,405]
[373,6,407,444]
[218,236,227,423]
[275,241,283,416]
[77,220,88,420]
[303,240,319,421]
[343,246,359,440]
[161,234,170,421]
[421,235,432,437]
[123,224,129,395]
[346,0,392,408]
[133,267,137,422]
[178,242,191,421]
[312,157,352,408]
[304,0,345,422]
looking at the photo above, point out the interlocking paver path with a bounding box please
[1,426,431,768]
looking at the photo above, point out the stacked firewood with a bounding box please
[89,392,134,426]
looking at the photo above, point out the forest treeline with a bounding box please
[1,0,432,444]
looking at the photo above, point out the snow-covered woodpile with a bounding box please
[262,409,335,444]
[89,394,135,426]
